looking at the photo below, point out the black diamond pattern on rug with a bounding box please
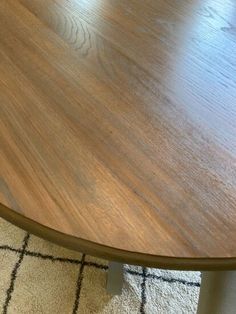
[0,218,200,313]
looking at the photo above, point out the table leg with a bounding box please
[106,262,124,295]
[197,271,236,314]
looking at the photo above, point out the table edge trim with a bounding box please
[0,203,235,270]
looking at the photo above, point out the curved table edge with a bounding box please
[0,203,235,271]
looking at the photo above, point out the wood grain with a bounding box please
[0,0,236,265]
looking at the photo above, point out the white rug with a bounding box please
[0,218,200,313]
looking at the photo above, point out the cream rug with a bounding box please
[0,218,200,314]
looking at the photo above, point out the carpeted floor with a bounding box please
[0,218,200,313]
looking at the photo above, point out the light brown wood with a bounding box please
[0,0,236,267]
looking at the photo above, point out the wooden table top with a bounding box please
[0,0,236,270]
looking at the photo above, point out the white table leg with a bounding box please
[106,262,124,295]
[197,271,236,314]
